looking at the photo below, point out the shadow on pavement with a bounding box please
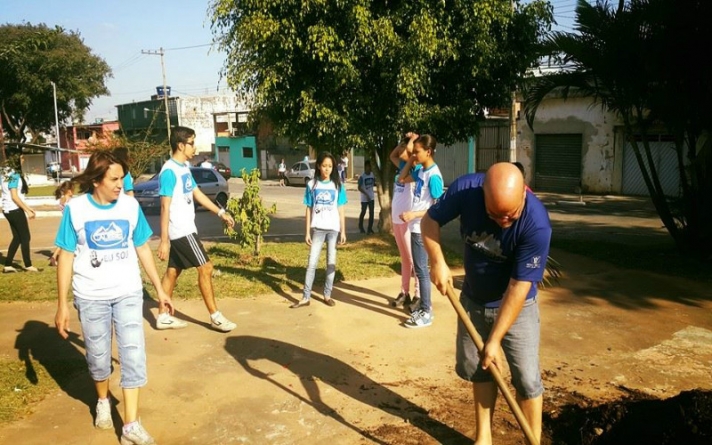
[225,335,472,445]
[13,320,123,435]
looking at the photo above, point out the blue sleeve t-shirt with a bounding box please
[56,198,153,252]
[427,175,552,306]
[123,172,134,193]
[158,169,177,197]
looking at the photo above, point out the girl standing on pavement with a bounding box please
[54,150,174,445]
[291,151,347,308]
[397,134,444,328]
[388,133,420,311]
[278,158,287,187]
[2,156,38,273]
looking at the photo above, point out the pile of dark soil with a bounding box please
[545,389,712,445]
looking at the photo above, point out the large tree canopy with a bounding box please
[0,23,111,147]
[522,0,712,256]
[211,0,552,230]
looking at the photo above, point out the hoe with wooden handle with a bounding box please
[444,284,540,445]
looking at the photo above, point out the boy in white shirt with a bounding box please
[155,126,237,332]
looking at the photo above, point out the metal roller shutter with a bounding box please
[622,139,681,197]
[534,134,582,192]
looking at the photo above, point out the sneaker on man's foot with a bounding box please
[210,312,236,332]
[94,398,113,430]
[23,266,40,272]
[156,313,188,330]
[3,266,17,273]
[404,309,433,329]
[390,292,410,308]
[121,420,156,445]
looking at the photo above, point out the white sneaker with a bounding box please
[210,312,236,332]
[156,313,188,330]
[94,398,113,430]
[3,266,17,273]
[121,420,156,445]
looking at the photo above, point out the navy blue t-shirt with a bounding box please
[427,173,552,306]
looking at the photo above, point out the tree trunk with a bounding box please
[372,137,397,234]
[623,115,681,248]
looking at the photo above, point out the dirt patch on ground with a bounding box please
[545,388,712,445]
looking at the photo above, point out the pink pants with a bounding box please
[393,222,419,296]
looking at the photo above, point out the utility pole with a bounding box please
[51,81,62,180]
[509,0,517,163]
[141,47,171,142]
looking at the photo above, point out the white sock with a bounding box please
[210,311,221,321]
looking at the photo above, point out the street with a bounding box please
[0,180,384,255]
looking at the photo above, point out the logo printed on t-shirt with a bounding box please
[314,189,336,214]
[526,256,542,269]
[86,220,130,249]
[464,231,507,262]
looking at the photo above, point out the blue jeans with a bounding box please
[455,295,543,399]
[410,232,431,312]
[303,229,338,300]
[74,291,147,388]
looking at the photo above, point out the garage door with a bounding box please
[534,134,582,192]
[622,138,682,197]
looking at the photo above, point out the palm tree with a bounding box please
[521,0,712,256]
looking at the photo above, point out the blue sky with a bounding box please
[2,0,583,124]
[2,0,228,123]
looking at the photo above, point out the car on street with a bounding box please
[133,166,229,213]
[213,162,232,180]
[284,160,316,186]
[193,160,232,180]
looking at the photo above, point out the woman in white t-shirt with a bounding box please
[1,157,37,273]
[291,151,347,309]
[54,150,174,444]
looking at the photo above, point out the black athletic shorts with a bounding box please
[168,233,209,269]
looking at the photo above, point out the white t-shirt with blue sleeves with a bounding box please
[409,163,444,234]
[55,193,152,300]
[159,159,197,239]
[303,179,347,232]
[1,170,23,212]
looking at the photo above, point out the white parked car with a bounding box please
[284,160,316,186]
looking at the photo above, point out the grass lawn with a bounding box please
[0,235,463,424]
[26,185,59,197]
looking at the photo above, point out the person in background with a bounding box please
[422,162,552,445]
[278,158,287,187]
[389,133,420,310]
[358,160,376,234]
[200,156,214,169]
[49,180,74,267]
[156,126,237,332]
[114,147,134,196]
[340,152,349,182]
[397,134,443,328]
[290,151,347,309]
[54,150,174,445]
[2,155,38,273]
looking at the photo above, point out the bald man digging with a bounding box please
[421,162,552,445]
